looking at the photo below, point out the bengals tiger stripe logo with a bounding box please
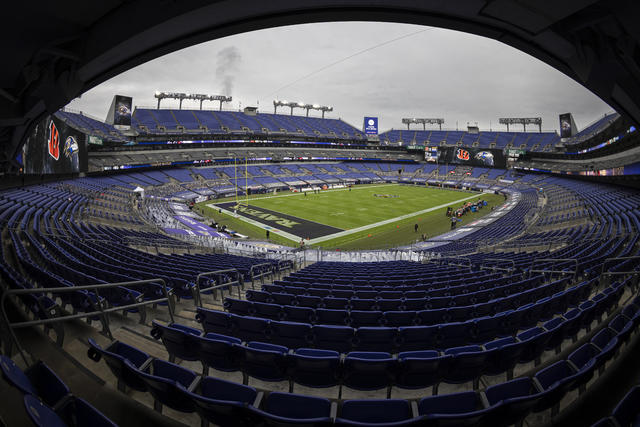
[47,120,60,160]
[456,148,470,161]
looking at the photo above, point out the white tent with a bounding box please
[133,186,144,197]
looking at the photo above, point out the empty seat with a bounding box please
[335,399,415,426]
[271,292,298,306]
[224,298,255,316]
[187,376,259,427]
[87,339,151,392]
[437,322,471,349]
[254,302,284,321]
[396,350,450,392]
[196,332,242,375]
[484,377,540,426]
[232,315,271,342]
[517,327,551,365]
[542,317,568,354]
[349,310,383,328]
[591,328,619,368]
[298,295,322,308]
[312,325,354,353]
[384,311,417,327]
[418,391,490,427]
[323,297,350,310]
[24,394,118,427]
[58,397,118,427]
[150,321,201,362]
[134,359,199,413]
[565,343,598,392]
[241,341,289,383]
[353,327,397,352]
[483,336,523,379]
[376,299,403,312]
[196,308,232,335]
[283,305,316,324]
[288,348,341,391]
[532,360,577,413]
[248,391,334,427]
[443,345,487,389]
[350,299,377,311]
[342,352,396,397]
[397,326,439,352]
[316,308,348,326]
[609,314,633,344]
[270,321,313,349]
[1,356,70,407]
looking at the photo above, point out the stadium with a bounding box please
[2,2,640,427]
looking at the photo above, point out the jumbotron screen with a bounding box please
[424,146,439,162]
[438,147,506,168]
[22,115,87,173]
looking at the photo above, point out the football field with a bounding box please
[197,184,504,249]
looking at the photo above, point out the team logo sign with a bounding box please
[47,120,60,160]
[474,150,495,166]
[64,135,79,159]
[456,148,470,161]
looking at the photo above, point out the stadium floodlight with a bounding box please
[273,100,332,116]
[154,92,232,110]
[498,117,542,132]
[401,118,445,130]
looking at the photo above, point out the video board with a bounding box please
[438,147,506,168]
[22,115,87,173]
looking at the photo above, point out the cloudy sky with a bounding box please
[67,22,613,134]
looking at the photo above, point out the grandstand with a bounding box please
[2,148,640,425]
[4,4,640,427]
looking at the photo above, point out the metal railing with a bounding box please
[277,260,294,279]
[192,269,241,305]
[249,263,276,288]
[0,279,174,366]
[528,258,579,280]
[480,258,517,273]
[430,256,472,271]
[600,256,640,276]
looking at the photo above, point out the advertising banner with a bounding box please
[363,117,378,135]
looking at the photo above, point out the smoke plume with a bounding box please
[215,46,242,96]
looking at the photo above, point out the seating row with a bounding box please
[151,295,637,393]
[225,278,607,332]
[85,298,640,427]
[261,274,543,308]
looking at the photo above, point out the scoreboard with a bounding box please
[424,146,439,162]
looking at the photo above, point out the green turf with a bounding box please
[245,184,475,230]
[195,184,506,249]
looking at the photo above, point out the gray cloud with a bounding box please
[66,22,612,134]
